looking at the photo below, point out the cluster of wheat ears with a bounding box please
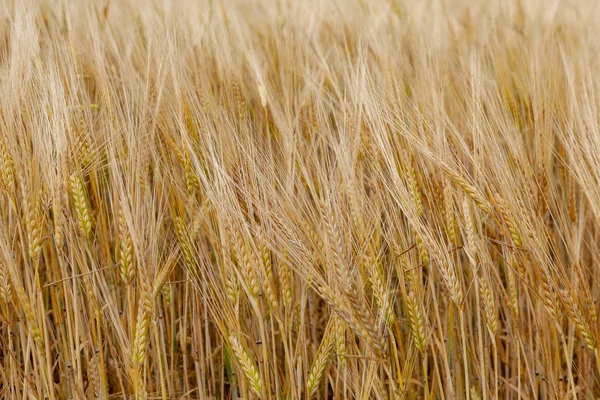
[1,0,599,398]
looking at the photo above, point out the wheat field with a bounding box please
[1,0,599,398]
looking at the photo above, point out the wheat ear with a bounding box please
[228,334,264,397]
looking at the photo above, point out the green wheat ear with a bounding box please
[224,345,238,400]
